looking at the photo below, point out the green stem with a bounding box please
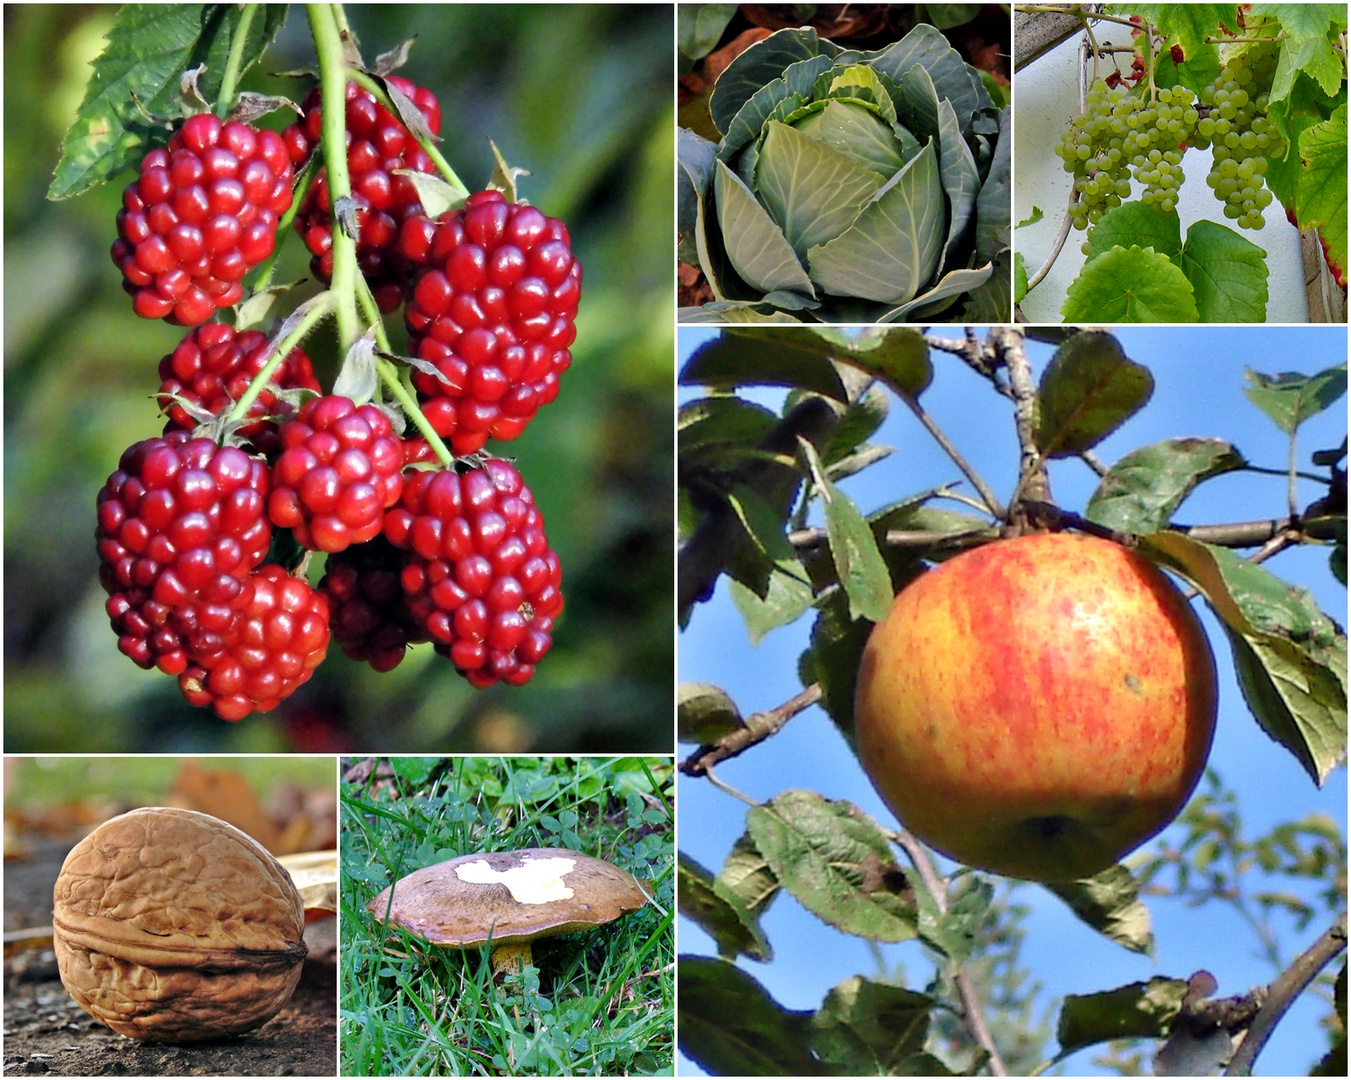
[307,3,359,351]
[377,357,455,468]
[346,67,467,192]
[226,293,335,422]
[249,155,319,293]
[350,274,456,468]
[216,3,258,119]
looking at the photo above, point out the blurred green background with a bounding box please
[4,5,675,753]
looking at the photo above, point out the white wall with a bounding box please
[1014,35,1308,323]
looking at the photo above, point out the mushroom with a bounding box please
[366,847,650,976]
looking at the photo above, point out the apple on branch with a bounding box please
[854,531,1218,882]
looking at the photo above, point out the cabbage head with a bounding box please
[679,24,1010,323]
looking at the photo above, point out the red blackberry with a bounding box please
[95,433,272,674]
[400,190,581,454]
[383,459,563,687]
[284,75,442,312]
[179,565,330,720]
[318,534,428,672]
[111,114,294,326]
[157,323,321,455]
[267,395,404,553]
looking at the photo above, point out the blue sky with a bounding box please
[677,326,1348,1076]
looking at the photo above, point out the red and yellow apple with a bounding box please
[854,531,1217,882]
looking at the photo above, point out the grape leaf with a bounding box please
[1061,246,1199,323]
[1083,202,1182,263]
[1253,3,1346,42]
[1119,5,1239,59]
[1176,220,1269,323]
[1297,104,1348,286]
[1014,250,1028,303]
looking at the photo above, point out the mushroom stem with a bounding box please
[489,941,533,977]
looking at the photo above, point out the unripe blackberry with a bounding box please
[383,459,563,687]
[267,396,405,553]
[178,565,330,720]
[319,534,428,672]
[95,433,272,674]
[284,75,442,313]
[112,114,293,326]
[157,324,321,455]
[400,190,581,454]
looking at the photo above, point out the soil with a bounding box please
[4,835,337,1077]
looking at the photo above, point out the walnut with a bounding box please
[52,806,307,1042]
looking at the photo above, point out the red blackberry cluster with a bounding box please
[112,114,293,326]
[284,76,443,312]
[400,190,582,454]
[157,323,321,455]
[95,433,273,675]
[384,459,563,687]
[99,77,576,719]
[267,395,405,553]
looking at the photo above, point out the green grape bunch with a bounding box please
[1055,79,1197,232]
[1189,43,1283,231]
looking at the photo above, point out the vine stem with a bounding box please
[226,293,335,422]
[307,3,359,351]
[350,275,457,469]
[346,67,468,193]
[215,3,258,119]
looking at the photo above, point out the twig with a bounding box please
[894,831,1009,1077]
[700,764,759,808]
[898,390,1006,521]
[680,684,823,777]
[1224,912,1347,1076]
[991,327,1049,525]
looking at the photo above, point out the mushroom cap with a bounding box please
[366,847,650,948]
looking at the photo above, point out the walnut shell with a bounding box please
[52,806,307,1042]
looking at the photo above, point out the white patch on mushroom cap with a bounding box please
[453,855,578,904]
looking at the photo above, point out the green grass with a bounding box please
[340,757,674,1076]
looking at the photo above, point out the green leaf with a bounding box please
[1086,438,1248,534]
[1036,331,1155,458]
[719,833,782,916]
[677,682,745,745]
[680,327,848,398]
[959,249,1012,322]
[808,141,945,305]
[747,790,919,941]
[881,264,996,322]
[973,107,1012,264]
[800,441,893,623]
[714,160,817,300]
[1297,104,1347,286]
[1043,865,1155,956]
[1084,202,1182,263]
[1254,3,1346,42]
[720,54,838,164]
[725,484,816,642]
[709,27,836,135]
[920,4,983,30]
[679,129,719,265]
[1014,251,1028,303]
[801,590,873,745]
[1121,5,1238,59]
[678,853,773,961]
[810,977,942,1074]
[757,121,888,263]
[1273,32,1345,101]
[831,326,932,396]
[1176,220,1270,323]
[678,956,824,1075]
[1056,978,1189,1055]
[868,22,990,128]
[1141,533,1348,785]
[935,98,982,265]
[48,4,290,200]
[917,875,993,965]
[791,99,910,177]
[387,756,439,788]
[1243,364,1348,434]
[1062,246,1199,322]
[678,4,738,66]
[679,396,780,470]
[1017,207,1044,229]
